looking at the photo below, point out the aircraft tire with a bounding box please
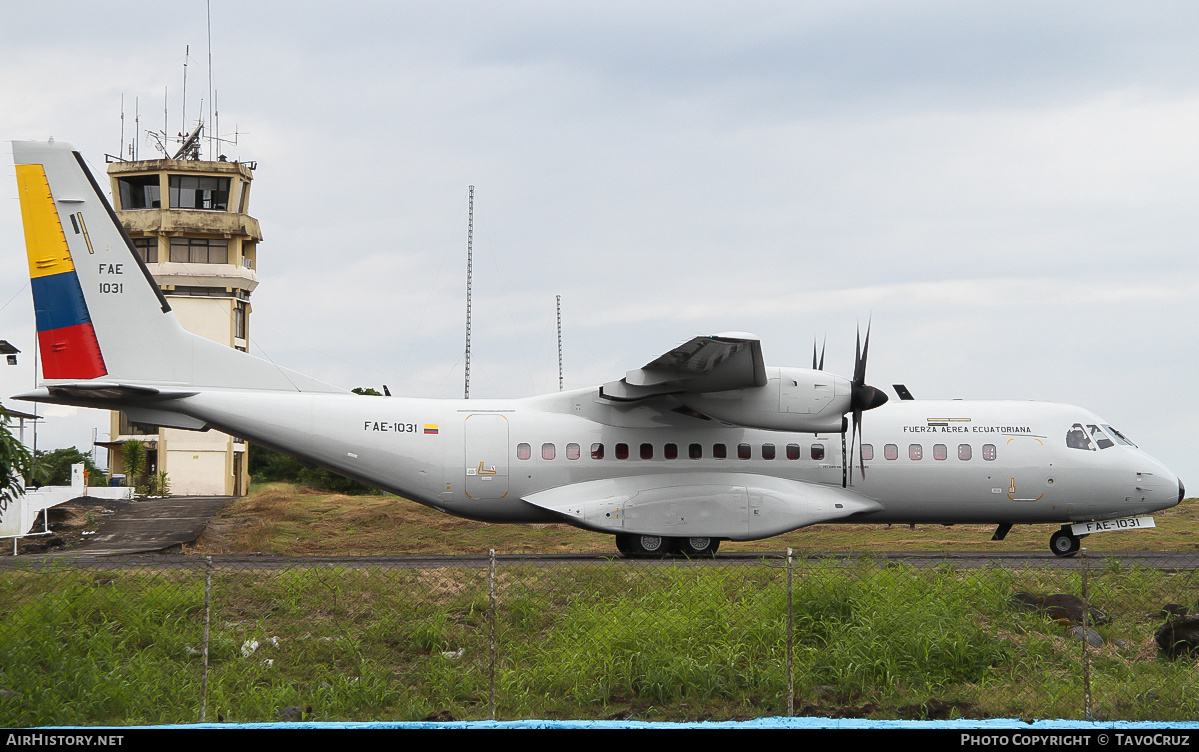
[1049,529,1081,557]
[675,536,720,558]
[615,533,674,558]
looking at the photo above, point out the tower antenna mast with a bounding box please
[556,295,563,391]
[464,185,474,399]
[207,0,214,158]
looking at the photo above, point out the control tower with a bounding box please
[103,128,259,495]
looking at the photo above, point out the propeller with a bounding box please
[843,321,888,487]
[811,337,826,371]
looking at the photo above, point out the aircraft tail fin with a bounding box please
[12,139,342,394]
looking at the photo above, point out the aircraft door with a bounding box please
[465,414,510,499]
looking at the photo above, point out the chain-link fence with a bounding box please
[2,551,1198,725]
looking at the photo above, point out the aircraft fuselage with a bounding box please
[140,387,1181,536]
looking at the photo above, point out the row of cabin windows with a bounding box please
[869,443,998,461]
[516,442,998,462]
[515,442,823,462]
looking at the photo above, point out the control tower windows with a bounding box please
[132,238,158,263]
[170,238,229,264]
[117,175,160,209]
[169,175,230,210]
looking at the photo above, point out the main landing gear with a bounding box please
[1049,527,1084,557]
[615,534,721,558]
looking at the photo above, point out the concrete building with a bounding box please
[102,153,260,495]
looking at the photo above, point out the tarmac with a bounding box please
[44,495,232,556]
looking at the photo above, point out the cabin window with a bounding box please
[713,443,727,459]
[1066,423,1092,450]
[811,444,825,461]
[664,443,679,460]
[1088,424,1115,450]
[1103,425,1136,447]
[517,443,531,460]
[958,444,972,461]
[616,443,629,460]
[884,443,898,460]
[982,444,997,461]
[566,443,581,460]
[909,444,923,461]
[762,443,776,460]
[640,443,654,460]
[933,444,947,461]
[861,444,873,461]
[689,443,703,459]
[542,443,556,460]
[738,443,751,460]
[591,443,604,460]
[786,443,801,460]
[169,175,230,210]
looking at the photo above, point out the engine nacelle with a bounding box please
[679,367,852,433]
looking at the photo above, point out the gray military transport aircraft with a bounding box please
[9,139,1186,557]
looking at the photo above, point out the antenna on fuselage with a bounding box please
[464,185,475,399]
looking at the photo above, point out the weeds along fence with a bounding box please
[2,551,1199,725]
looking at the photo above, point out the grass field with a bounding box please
[3,554,1199,724]
[3,484,1196,725]
[191,482,1199,558]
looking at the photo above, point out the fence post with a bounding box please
[787,547,794,717]
[489,548,497,721]
[1081,550,1092,720]
[201,555,213,723]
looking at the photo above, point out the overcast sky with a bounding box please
[1,1,1197,487]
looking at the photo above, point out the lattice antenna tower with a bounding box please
[557,295,563,391]
[464,185,475,399]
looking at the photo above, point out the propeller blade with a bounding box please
[847,319,884,482]
[854,328,863,384]
[849,410,858,486]
[841,430,848,488]
[855,410,867,480]
[860,322,871,380]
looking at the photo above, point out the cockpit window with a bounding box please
[1087,424,1115,450]
[1066,423,1093,450]
[1102,425,1137,447]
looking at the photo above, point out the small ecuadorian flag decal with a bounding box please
[424,424,439,435]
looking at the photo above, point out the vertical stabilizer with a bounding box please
[12,140,342,394]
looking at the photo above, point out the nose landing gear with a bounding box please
[1049,527,1083,557]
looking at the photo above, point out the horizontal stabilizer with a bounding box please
[15,383,196,406]
[522,472,882,540]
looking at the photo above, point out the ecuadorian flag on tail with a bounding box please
[15,163,107,380]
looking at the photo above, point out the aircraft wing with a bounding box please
[522,472,883,540]
[600,332,767,401]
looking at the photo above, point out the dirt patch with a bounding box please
[17,499,125,554]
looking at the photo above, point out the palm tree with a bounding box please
[121,440,146,494]
[0,409,33,507]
